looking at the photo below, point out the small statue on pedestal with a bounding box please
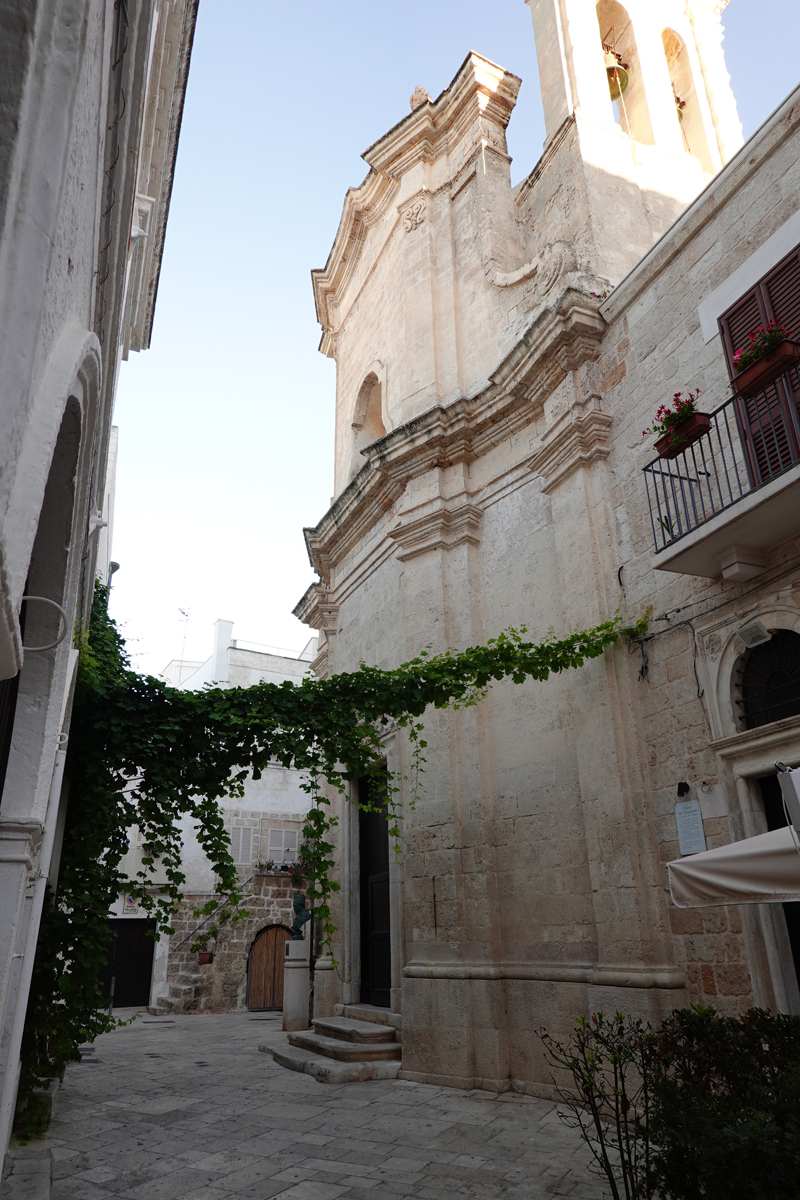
[291,891,311,940]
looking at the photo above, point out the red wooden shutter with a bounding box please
[762,248,800,332]
[718,245,800,484]
[719,287,765,368]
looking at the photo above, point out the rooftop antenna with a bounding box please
[178,607,190,684]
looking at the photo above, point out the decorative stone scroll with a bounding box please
[403,199,426,232]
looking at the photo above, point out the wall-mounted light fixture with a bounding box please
[736,621,772,649]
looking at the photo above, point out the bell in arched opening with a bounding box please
[604,50,629,101]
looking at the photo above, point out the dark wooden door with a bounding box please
[359,779,391,1007]
[759,774,800,991]
[248,925,291,1010]
[98,919,156,1007]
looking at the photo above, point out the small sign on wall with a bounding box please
[675,799,707,856]
[123,894,139,913]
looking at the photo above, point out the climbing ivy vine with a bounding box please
[16,581,647,1128]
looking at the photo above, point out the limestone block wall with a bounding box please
[158,874,296,1014]
[298,23,796,1097]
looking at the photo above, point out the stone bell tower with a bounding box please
[523,0,743,283]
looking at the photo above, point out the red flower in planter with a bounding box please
[733,322,792,372]
[643,389,701,446]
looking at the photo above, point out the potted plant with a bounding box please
[191,930,215,965]
[643,389,709,459]
[732,321,800,398]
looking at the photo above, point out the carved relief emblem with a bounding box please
[537,241,575,297]
[705,633,722,659]
[403,200,426,232]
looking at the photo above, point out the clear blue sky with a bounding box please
[109,0,800,675]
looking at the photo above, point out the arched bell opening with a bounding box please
[596,0,654,145]
[350,372,386,480]
[661,28,713,174]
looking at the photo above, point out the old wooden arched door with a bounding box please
[247,925,291,1010]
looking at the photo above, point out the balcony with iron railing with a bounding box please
[644,368,800,580]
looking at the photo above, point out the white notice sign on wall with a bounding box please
[676,799,707,856]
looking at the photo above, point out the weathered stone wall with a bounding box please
[297,22,800,1097]
[157,874,296,1014]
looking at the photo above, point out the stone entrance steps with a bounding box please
[260,1007,402,1083]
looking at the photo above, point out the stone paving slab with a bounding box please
[30,1010,602,1199]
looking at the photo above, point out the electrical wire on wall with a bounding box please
[626,550,800,694]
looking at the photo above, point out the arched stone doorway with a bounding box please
[247,924,291,1010]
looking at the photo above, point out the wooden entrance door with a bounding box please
[359,777,391,1007]
[248,925,291,1010]
[98,919,157,1008]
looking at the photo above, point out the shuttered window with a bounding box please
[719,245,800,484]
[267,828,299,864]
[230,825,252,865]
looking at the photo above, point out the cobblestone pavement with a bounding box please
[41,1011,602,1200]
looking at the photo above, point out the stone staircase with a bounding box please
[148,965,207,1015]
[260,1004,402,1083]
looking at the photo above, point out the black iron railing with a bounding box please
[643,388,800,554]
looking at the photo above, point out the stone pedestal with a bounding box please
[311,954,337,1018]
[282,938,310,1032]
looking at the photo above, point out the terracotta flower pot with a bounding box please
[734,339,800,399]
[654,412,712,460]
[197,951,213,965]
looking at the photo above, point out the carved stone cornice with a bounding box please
[527,395,612,492]
[311,53,520,355]
[292,581,340,635]
[363,52,520,179]
[312,169,400,358]
[387,500,483,562]
[309,642,329,680]
[301,288,606,581]
[0,818,44,869]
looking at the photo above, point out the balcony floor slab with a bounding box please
[651,461,800,578]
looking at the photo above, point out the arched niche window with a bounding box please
[596,0,654,145]
[736,629,800,730]
[661,29,712,173]
[350,373,386,479]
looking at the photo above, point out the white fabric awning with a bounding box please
[667,826,800,908]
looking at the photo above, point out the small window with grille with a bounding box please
[229,825,253,865]
[735,629,800,730]
[267,828,299,864]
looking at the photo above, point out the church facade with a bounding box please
[296,0,800,1094]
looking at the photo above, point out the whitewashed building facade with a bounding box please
[0,0,198,1160]
[105,621,317,1015]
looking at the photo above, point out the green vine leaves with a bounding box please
[19,584,647,1110]
[75,590,649,952]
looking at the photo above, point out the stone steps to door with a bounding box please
[261,1011,402,1083]
[288,1030,401,1063]
[260,1042,401,1084]
[334,1003,403,1036]
[312,1016,396,1044]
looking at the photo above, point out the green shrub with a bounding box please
[540,1006,800,1200]
[650,1006,800,1200]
